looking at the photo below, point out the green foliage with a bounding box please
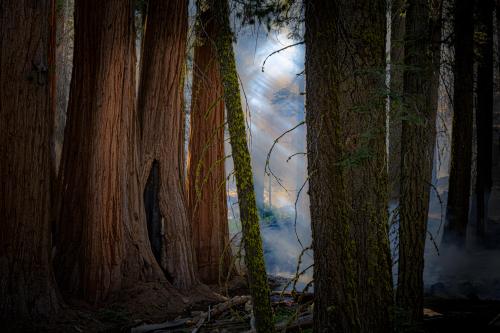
[258,204,292,225]
[235,0,303,39]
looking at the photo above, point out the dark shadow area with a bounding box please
[144,160,163,266]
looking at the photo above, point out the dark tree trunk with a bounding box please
[55,0,166,303]
[443,0,475,245]
[0,0,60,319]
[187,2,232,285]
[389,0,406,199]
[475,0,494,239]
[497,1,500,86]
[138,0,198,289]
[305,1,394,332]
[396,0,442,327]
[213,0,275,331]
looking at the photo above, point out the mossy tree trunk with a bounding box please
[187,1,232,285]
[396,0,442,328]
[212,0,274,331]
[138,0,198,289]
[0,0,61,320]
[443,0,474,245]
[305,0,394,332]
[55,0,166,303]
[475,0,494,239]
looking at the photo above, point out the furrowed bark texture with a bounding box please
[138,0,198,289]
[389,0,406,199]
[475,0,494,238]
[54,0,73,173]
[187,2,232,284]
[396,0,442,327]
[443,0,474,245]
[0,0,60,319]
[305,1,394,332]
[213,0,275,331]
[55,0,166,303]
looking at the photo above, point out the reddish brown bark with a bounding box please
[0,0,60,319]
[138,0,198,289]
[54,0,73,173]
[54,0,166,303]
[187,4,231,284]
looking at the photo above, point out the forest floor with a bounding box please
[7,277,500,332]
[423,297,500,332]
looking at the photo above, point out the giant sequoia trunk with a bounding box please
[54,0,73,173]
[396,0,442,327]
[443,0,474,245]
[55,0,166,303]
[475,0,494,238]
[138,0,198,289]
[212,0,275,331]
[187,2,232,284]
[305,1,394,332]
[0,0,60,319]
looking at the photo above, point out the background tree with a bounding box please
[55,0,166,303]
[187,1,232,284]
[0,0,60,319]
[213,0,275,331]
[396,0,442,328]
[305,0,394,331]
[475,0,494,239]
[443,0,474,245]
[138,0,198,289]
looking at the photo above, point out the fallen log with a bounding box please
[270,291,314,304]
[130,318,188,333]
[190,295,252,332]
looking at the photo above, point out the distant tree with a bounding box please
[187,1,232,284]
[212,0,275,330]
[55,0,166,303]
[0,0,60,319]
[305,0,394,331]
[475,0,494,239]
[443,0,475,245]
[396,0,442,328]
[138,0,198,289]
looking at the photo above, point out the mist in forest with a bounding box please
[224,26,313,286]
[230,25,500,298]
[423,96,500,300]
